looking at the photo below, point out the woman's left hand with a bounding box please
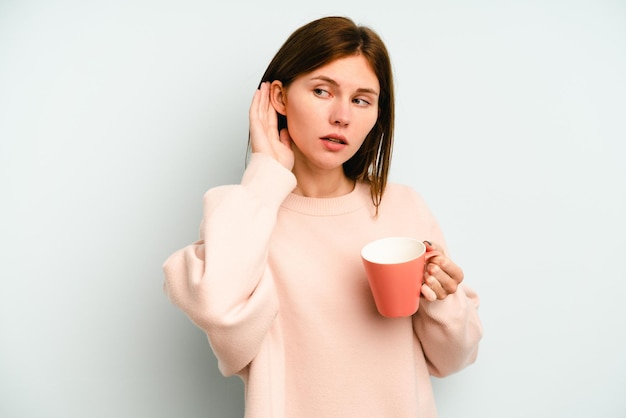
[421,241,464,302]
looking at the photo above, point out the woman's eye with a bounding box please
[314,88,330,97]
[353,98,371,106]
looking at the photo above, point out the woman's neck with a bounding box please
[291,166,355,198]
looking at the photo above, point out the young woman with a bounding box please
[163,16,482,418]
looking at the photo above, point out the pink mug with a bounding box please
[361,237,439,318]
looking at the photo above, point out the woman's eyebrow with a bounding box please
[310,75,379,96]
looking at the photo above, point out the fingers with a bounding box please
[422,241,464,301]
[249,86,263,153]
[249,82,295,170]
[258,81,269,112]
[424,264,459,300]
[258,82,277,130]
[250,82,274,125]
[421,283,438,302]
[249,82,277,155]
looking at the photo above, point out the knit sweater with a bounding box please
[163,153,482,418]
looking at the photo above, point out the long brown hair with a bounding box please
[258,16,395,210]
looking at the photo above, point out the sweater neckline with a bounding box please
[281,181,371,216]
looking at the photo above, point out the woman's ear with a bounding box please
[270,81,287,116]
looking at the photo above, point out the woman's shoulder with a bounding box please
[383,182,428,207]
[375,182,438,231]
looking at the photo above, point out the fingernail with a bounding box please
[424,240,432,247]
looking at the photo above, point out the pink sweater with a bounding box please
[163,153,482,417]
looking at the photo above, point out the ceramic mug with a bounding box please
[361,237,439,318]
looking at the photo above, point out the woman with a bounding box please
[163,16,482,417]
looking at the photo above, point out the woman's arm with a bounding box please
[408,191,483,377]
[413,283,482,377]
[163,153,296,376]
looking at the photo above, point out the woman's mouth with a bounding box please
[323,137,346,144]
[321,134,348,145]
[320,135,349,151]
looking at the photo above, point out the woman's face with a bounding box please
[273,54,380,173]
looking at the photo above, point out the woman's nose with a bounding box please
[330,100,350,126]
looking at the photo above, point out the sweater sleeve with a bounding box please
[162,153,297,377]
[409,191,483,378]
[413,284,482,377]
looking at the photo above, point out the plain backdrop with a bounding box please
[1,0,625,417]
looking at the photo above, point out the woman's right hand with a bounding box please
[249,81,295,170]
